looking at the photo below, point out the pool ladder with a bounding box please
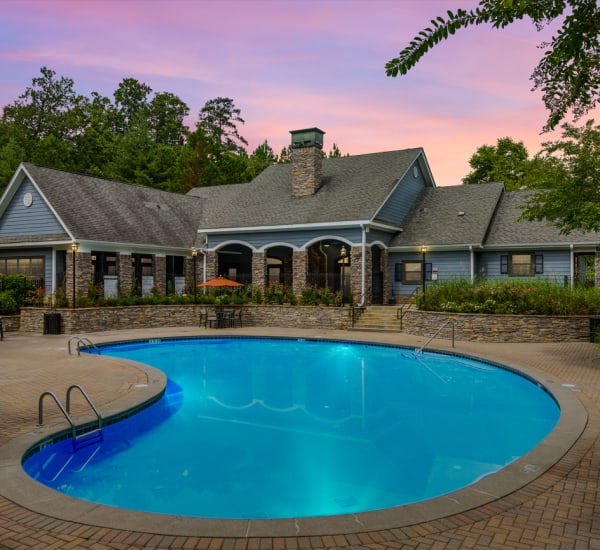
[68,336,100,356]
[38,384,103,444]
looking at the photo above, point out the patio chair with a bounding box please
[230,308,242,328]
[204,307,218,328]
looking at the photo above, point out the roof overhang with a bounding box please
[197,220,401,235]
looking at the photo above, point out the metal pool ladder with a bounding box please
[68,336,100,356]
[38,384,103,443]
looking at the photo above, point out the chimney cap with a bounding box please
[290,127,325,149]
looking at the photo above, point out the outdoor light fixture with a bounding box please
[340,245,347,306]
[71,242,79,308]
[421,245,427,301]
[191,248,198,303]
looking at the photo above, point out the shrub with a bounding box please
[0,291,18,314]
[418,278,600,315]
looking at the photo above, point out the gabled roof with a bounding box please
[389,183,505,248]
[485,190,600,246]
[187,148,430,230]
[20,163,204,249]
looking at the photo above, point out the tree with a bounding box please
[1,66,88,142]
[196,97,248,154]
[463,137,531,189]
[385,0,600,131]
[247,140,277,179]
[520,119,600,233]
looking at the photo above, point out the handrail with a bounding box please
[397,287,419,330]
[66,384,103,431]
[68,336,100,356]
[415,319,455,356]
[38,391,77,439]
[38,385,103,441]
[351,301,367,327]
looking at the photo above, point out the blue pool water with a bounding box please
[23,337,559,519]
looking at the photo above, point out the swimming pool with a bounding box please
[23,337,560,520]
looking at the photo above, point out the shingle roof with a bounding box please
[187,148,426,229]
[23,163,204,249]
[389,183,505,248]
[485,190,599,245]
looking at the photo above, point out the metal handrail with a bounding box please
[66,384,103,432]
[38,391,77,439]
[397,288,419,330]
[38,385,103,441]
[415,319,455,356]
[68,336,100,356]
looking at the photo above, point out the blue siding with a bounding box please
[209,228,364,250]
[389,250,471,296]
[0,179,64,237]
[367,229,394,247]
[376,161,427,225]
[0,248,54,290]
[477,250,572,284]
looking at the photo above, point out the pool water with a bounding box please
[23,337,559,519]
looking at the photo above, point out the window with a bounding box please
[400,261,432,284]
[0,256,44,278]
[500,254,543,276]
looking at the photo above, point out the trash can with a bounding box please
[43,312,62,335]
[590,317,600,343]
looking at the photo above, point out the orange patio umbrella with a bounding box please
[198,276,244,288]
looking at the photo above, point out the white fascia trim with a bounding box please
[388,243,481,252]
[198,220,401,235]
[197,220,374,234]
[481,242,599,251]
[20,165,76,242]
[0,239,74,249]
[74,240,193,255]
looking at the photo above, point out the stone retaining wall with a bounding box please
[17,306,594,342]
[403,309,592,343]
[19,305,352,335]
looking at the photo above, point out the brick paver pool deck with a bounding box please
[1,326,599,549]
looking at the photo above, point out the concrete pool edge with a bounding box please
[0,334,593,538]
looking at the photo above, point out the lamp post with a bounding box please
[71,242,79,308]
[340,245,347,306]
[191,248,198,303]
[421,245,427,304]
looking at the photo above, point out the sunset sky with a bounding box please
[1,0,597,186]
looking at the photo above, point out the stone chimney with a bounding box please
[290,127,325,198]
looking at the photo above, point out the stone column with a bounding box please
[350,245,372,305]
[252,251,266,292]
[381,248,390,304]
[65,250,91,306]
[118,253,133,296]
[293,250,308,297]
[153,255,166,295]
[205,251,217,280]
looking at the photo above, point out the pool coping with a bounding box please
[0,334,590,538]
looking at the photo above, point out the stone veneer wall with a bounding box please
[402,309,591,343]
[17,306,593,341]
[291,146,323,197]
[19,305,353,334]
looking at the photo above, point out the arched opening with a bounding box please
[266,245,293,287]
[307,240,350,295]
[371,245,384,304]
[217,244,253,284]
